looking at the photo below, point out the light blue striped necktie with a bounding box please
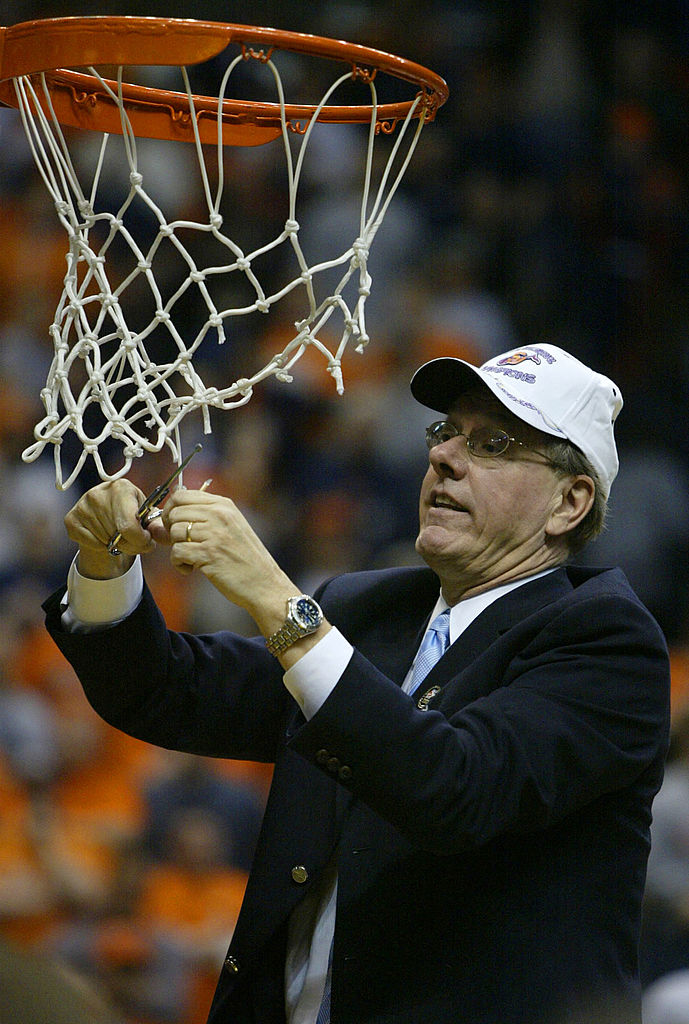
[316,971,331,1024]
[407,607,451,696]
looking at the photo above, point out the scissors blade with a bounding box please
[135,443,203,521]
[107,443,203,555]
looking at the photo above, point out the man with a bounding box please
[44,343,670,1024]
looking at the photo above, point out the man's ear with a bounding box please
[545,475,595,538]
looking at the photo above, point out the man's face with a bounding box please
[416,392,566,600]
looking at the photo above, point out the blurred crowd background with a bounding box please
[2,1,689,1021]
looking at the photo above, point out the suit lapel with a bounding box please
[411,568,575,708]
[343,567,441,687]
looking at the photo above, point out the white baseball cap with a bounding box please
[410,343,623,498]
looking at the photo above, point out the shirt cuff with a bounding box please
[62,555,144,632]
[283,627,354,720]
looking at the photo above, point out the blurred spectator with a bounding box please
[644,969,689,1024]
[642,709,689,986]
[0,934,124,1024]
[49,840,194,1024]
[138,806,249,1023]
[582,448,689,644]
[512,0,597,180]
[141,753,264,874]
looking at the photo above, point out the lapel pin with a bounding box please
[417,685,442,711]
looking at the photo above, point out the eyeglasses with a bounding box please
[425,420,563,468]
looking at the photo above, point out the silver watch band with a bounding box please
[265,620,305,656]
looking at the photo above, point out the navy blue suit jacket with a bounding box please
[44,563,670,1024]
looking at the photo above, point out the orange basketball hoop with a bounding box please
[0,17,448,488]
[0,17,448,146]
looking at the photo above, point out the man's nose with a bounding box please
[428,435,470,478]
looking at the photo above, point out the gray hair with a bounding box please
[542,438,608,554]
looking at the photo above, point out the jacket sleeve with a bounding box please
[43,584,290,763]
[287,589,671,852]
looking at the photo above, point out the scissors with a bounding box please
[107,444,203,556]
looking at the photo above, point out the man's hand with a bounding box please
[64,479,167,579]
[64,480,329,666]
[163,488,307,642]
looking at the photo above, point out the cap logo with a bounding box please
[485,364,537,384]
[499,350,541,366]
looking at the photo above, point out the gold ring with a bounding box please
[186,522,193,542]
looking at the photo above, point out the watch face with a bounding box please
[294,597,321,629]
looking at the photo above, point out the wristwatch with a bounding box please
[266,595,324,656]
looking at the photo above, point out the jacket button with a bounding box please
[338,765,353,781]
[224,955,240,974]
[316,749,330,765]
[327,757,340,773]
[291,864,309,884]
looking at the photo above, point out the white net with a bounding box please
[11,48,431,489]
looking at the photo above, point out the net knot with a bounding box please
[154,310,171,324]
[129,171,144,187]
[54,200,71,216]
[284,219,300,235]
[352,238,370,264]
[255,299,270,313]
[209,212,223,230]
[328,359,344,394]
[235,378,253,396]
[272,354,293,384]
[236,256,251,271]
[77,200,95,223]
[189,270,205,283]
